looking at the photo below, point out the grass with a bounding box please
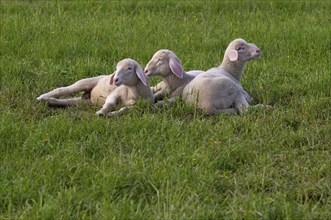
[0,0,330,219]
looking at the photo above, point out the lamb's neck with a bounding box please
[127,82,148,96]
[220,58,246,82]
[164,73,192,94]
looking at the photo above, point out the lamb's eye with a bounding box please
[126,67,132,71]
[157,58,163,63]
[237,47,245,51]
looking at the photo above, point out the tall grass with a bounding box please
[0,0,330,219]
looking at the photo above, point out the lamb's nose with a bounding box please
[256,49,260,54]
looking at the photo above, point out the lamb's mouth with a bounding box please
[145,71,153,77]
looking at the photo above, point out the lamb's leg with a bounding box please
[152,81,165,93]
[211,104,272,115]
[250,104,273,110]
[154,97,176,108]
[154,86,169,102]
[96,94,117,116]
[37,76,105,101]
[235,95,249,114]
[242,90,252,103]
[46,97,91,107]
[107,106,133,117]
[154,90,165,101]
[206,95,247,115]
[207,108,239,115]
[151,85,161,93]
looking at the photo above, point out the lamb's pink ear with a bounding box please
[109,74,115,85]
[169,57,184,78]
[135,65,148,86]
[227,49,238,61]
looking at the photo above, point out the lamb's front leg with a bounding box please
[152,81,166,93]
[150,81,168,101]
[96,94,117,116]
[154,97,176,108]
[106,98,136,117]
[107,106,133,117]
[154,90,165,101]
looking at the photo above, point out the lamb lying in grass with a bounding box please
[144,49,200,105]
[183,38,262,115]
[37,59,154,116]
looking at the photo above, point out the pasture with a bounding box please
[0,0,330,219]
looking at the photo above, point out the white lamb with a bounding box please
[144,49,200,104]
[183,38,261,115]
[37,58,154,116]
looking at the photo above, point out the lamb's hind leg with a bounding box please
[250,104,273,110]
[37,76,105,107]
[46,96,90,107]
[207,107,238,115]
[234,95,249,114]
[37,76,105,100]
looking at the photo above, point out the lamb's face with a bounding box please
[112,59,139,87]
[144,50,173,77]
[228,39,261,62]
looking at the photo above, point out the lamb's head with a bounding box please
[110,58,148,87]
[144,49,184,79]
[220,38,261,81]
[225,38,261,62]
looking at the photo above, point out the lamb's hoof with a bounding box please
[251,104,274,111]
[107,112,116,117]
[36,95,46,101]
[96,110,105,116]
[256,104,266,108]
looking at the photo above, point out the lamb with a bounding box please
[37,58,154,116]
[144,49,200,104]
[182,38,261,115]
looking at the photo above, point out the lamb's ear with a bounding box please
[109,73,115,85]
[227,49,238,61]
[135,64,148,86]
[169,57,184,78]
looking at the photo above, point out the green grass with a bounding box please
[0,0,330,219]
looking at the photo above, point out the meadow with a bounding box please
[0,0,330,219]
